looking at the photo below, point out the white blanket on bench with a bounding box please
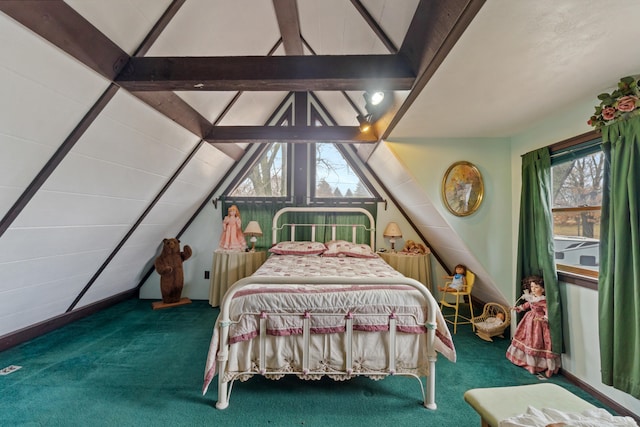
[499,406,638,427]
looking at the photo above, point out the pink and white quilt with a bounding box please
[203,254,456,394]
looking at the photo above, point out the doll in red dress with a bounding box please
[506,275,560,377]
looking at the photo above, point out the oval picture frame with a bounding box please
[441,161,484,217]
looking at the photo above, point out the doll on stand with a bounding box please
[506,275,560,377]
[439,264,467,292]
[217,205,246,252]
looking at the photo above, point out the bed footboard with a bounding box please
[212,276,442,410]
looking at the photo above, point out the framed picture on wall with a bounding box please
[441,161,484,217]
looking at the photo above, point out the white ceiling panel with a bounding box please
[361,0,419,50]
[313,91,360,126]
[13,192,146,228]
[0,293,88,337]
[97,91,201,156]
[0,226,132,264]
[0,12,108,105]
[175,91,239,123]
[299,0,388,55]
[0,247,112,293]
[146,0,279,56]
[219,92,290,126]
[390,0,640,139]
[64,0,173,54]
[41,154,169,201]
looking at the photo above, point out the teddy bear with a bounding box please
[402,239,428,254]
[154,238,192,304]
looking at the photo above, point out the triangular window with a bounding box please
[225,92,379,203]
[230,142,288,197]
[313,143,374,199]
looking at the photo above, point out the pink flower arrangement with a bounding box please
[588,76,640,129]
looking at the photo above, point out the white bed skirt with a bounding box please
[222,329,432,383]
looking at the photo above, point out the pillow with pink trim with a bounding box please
[323,240,378,258]
[269,241,327,255]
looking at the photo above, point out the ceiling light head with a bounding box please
[369,91,385,106]
[357,114,372,132]
[363,91,385,107]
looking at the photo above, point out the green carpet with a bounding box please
[0,299,611,426]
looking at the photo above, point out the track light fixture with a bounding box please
[363,91,385,107]
[357,114,373,132]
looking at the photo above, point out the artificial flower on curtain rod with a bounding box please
[588,75,640,129]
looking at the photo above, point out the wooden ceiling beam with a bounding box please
[0,0,128,80]
[273,0,304,55]
[350,0,397,53]
[205,126,378,144]
[116,55,415,91]
[376,0,486,140]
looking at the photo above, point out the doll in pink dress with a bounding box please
[506,275,560,377]
[218,205,246,251]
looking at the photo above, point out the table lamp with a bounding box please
[244,221,263,252]
[383,222,402,252]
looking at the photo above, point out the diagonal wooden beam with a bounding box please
[272,0,303,55]
[133,0,187,57]
[376,0,486,140]
[116,55,416,91]
[0,0,247,160]
[0,0,128,80]
[205,126,378,144]
[350,0,397,53]
[0,85,119,240]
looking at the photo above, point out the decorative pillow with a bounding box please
[269,241,327,255]
[323,240,378,258]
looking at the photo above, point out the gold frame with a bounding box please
[441,161,484,217]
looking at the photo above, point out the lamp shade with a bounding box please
[244,221,263,236]
[383,222,402,238]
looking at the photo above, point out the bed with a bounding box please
[203,207,456,410]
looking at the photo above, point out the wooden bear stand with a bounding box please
[152,297,192,310]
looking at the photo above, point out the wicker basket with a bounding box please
[471,302,510,342]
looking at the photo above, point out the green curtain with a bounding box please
[516,147,563,353]
[220,200,377,250]
[220,200,286,251]
[599,116,640,398]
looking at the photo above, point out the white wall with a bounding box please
[139,173,432,302]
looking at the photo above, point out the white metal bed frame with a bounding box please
[213,207,440,410]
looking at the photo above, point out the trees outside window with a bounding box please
[231,143,287,197]
[551,149,603,277]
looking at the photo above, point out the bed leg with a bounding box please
[216,359,229,409]
[216,322,231,410]
[424,356,437,409]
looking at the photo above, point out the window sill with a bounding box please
[557,270,598,290]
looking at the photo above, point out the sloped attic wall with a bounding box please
[0,14,235,337]
[366,141,511,306]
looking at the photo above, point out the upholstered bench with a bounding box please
[463,383,596,427]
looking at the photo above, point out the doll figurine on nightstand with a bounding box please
[506,275,561,377]
[217,205,246,252]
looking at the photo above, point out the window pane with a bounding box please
[552,153,604,208]
[231,143,288,197]
[314,143,373,198]
[553,209,600,275]
[551,151,603,277]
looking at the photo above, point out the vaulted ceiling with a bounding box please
[0,0,483,151]
[2,0,640,345]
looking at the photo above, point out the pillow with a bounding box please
[269,241,326,255]
[323,240,378,258]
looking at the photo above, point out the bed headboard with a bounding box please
[272,207,376,249]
